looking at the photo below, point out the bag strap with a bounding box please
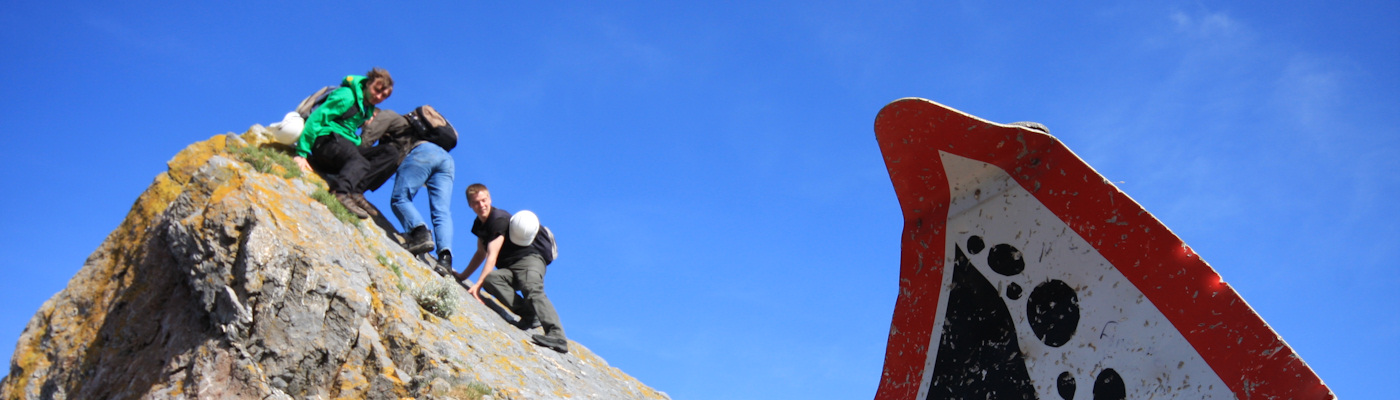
[298,84,361,122]
[334,102,359,122]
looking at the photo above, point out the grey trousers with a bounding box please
[483,254,565,340]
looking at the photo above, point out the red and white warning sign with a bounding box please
[872,98,1333,400]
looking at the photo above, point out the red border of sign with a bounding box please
[872,98,1332,400]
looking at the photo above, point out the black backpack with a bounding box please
[294,83,358,122]
[534,226,558,265]
[405,105,458,151]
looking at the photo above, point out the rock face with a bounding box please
[1,128,667,400]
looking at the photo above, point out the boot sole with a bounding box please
[406,241,434,255]
[531,335,569,353]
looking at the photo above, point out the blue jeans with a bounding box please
[391,144,454,254]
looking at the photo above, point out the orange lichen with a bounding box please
[3,131,672,400]
[331,364,370,400]
[165,134,228,185]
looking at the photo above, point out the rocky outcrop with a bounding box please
[1,128,667,400]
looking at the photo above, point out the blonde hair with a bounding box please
[466,183,489,199]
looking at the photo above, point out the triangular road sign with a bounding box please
[872,98,1333,400]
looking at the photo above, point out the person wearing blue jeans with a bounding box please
[360,108,458,267]
[392,143,454,263]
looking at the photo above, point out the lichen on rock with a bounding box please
[1,127,668,400]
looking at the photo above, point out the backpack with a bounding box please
[270,82,362,145]
[294,84,359,121]
[405,105,458,151]
[534,226,558,265]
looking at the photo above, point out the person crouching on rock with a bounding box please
[291,67,400,219]
[455,183,569,353]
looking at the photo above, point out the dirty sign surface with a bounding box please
[872,98,1332,400]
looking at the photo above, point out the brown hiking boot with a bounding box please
[351,193,376,216]
[334,192,370,218]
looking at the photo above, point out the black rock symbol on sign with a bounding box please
[925,235,1125,400]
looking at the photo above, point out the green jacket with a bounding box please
[294,75,377,157]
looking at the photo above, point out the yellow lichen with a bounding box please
[332,364,371,400]
[165,134,227,185]
[1,132,674,399]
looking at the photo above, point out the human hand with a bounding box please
[293,156,312,173]
[467,284,482,302]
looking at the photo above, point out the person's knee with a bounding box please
[482,276,511,297]
[519,273,546,293]
[391,188,415,204]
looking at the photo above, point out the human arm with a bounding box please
[357,109,390,149]
[455,243,487,284]
[465,236,504,302]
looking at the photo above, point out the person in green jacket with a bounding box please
[292,68,399,218]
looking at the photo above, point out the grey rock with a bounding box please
[1,130,667,400]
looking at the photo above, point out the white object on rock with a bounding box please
[269,111,304,145]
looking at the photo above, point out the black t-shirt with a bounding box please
[470,207,540,267]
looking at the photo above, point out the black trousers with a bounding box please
[308,134,399,193]
[358,142,400,192]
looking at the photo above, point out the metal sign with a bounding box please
[872,98,1333,400]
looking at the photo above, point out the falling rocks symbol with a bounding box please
[873,98,1334,400]
[927,236,1099,400]
[927,245,1035,400]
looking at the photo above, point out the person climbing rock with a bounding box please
[455,183,569,353]
[359,108,456,267]
[291,67,399,218]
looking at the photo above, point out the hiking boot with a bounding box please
[351,193,377,216]
[404,225,434,255]
[437,249,453,270]
[531,334,568,353]
[334,192,370,218]
[514,315,541,331]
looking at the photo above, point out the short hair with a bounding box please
[466,183,489,199]
[365,67,394,89]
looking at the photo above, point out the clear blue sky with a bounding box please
[2,1,1396,399]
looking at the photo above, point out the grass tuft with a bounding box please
[454,382,493,400]
[228,143,360,227]
[311,189,362,227]
[415,374,494,400]
[376,254,408,292]
[228,144,302,179]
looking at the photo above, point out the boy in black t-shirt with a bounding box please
[454,183,568,353]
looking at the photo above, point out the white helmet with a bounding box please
[509,210,541,246]
[270,111,305,145]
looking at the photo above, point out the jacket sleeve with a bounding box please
[359,109,405,149]
[294,87,358,157]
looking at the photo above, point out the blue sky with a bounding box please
[2,1,1396,399]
